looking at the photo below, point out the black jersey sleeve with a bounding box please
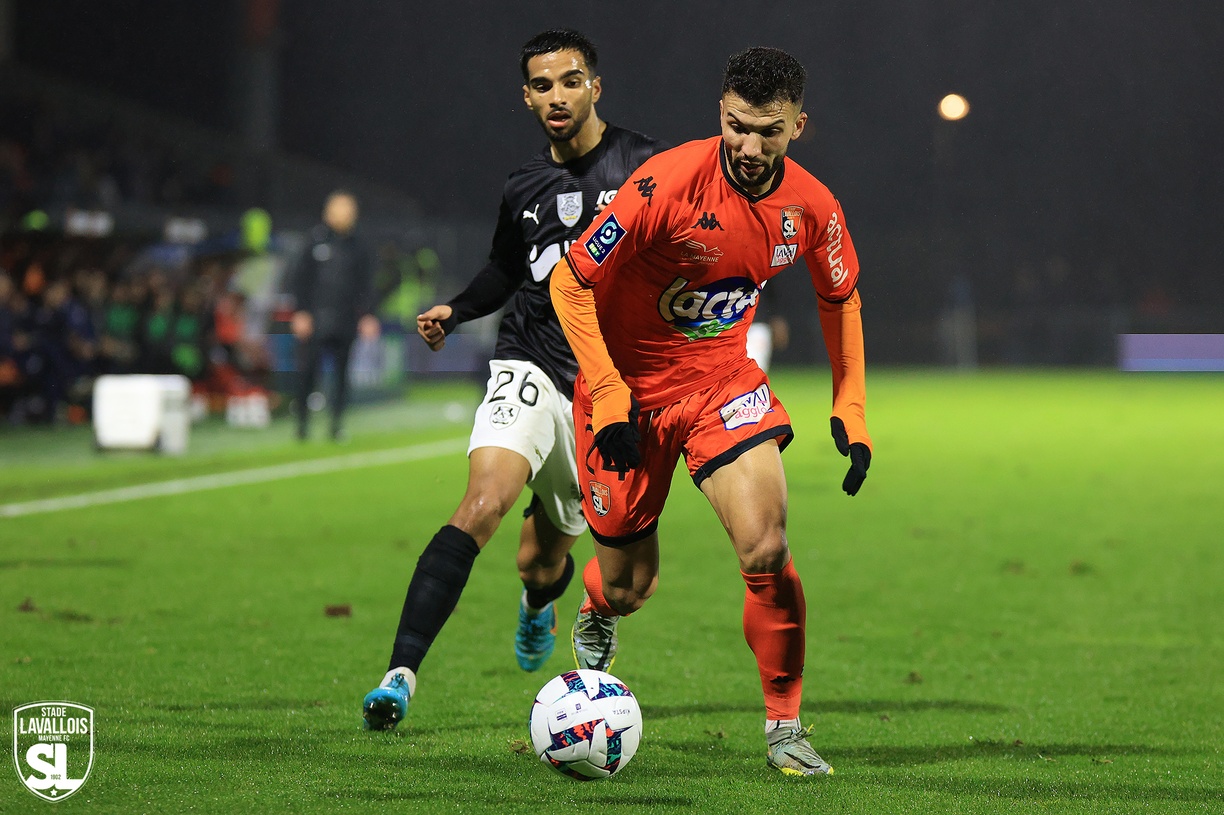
[444,195,528,331]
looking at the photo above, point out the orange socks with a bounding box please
[741,559,807,720]
[581,557,623,617]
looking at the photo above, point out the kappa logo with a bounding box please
[489,403,519,428]
[634,176,656,202]
[584,214,626,265]
[719,384,773,430]
[681,239,723,264]
[522,204,541,225]
[781,205,803,241]
[692,212,724,231]
[770,244,798,267]
[589,481,612,517]
[557,191,583,228]
[13,701,95,802]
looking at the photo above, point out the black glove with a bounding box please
[593,396,641,475]
[830,416,871,496]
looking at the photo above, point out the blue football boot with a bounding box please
[362,668,415,731]
[515,594,557,672]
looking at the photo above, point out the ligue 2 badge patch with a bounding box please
[780,206,803,241]
[584,214,626,265]
[13,702,95,802]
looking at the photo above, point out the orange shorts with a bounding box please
[574,364,793,546]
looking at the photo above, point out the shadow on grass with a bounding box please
[840,739,1177,766]
[872,773,1218,804]
[318,757,696,807]
[0,558,132,570]
[641,698,1010,719]
[336,787,695,808]
[154,700,332,713]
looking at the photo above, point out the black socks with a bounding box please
[388,525,481,673]
[524,553,575,610]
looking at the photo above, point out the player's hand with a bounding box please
[830,416,871,496]
[291,310,314,341]
[416,304,453,351]
[593,396,642,475]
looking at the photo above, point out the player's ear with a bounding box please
[591,75,602,104]
[523,85,532,110]
[791,110,808,142]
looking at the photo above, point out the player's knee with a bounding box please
[734,525,789,574]
[604,576,656,616]
[451,489,516,541]
[470,487,519,520]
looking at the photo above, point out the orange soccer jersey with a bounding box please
[554,136,870,448]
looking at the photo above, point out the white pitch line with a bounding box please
[0,437,468,519]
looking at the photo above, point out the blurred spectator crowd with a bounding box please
[0,235,270,426]
[1,85,237,221]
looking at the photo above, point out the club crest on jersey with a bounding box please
[557,191,583,228]
[771,244,798,267]
[657,275,759,341]
[585,214,626,265]
[781,206,803,241]
[719,384,773,430]
[589,481,612,517]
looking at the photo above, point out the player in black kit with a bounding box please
[363,29,664,730]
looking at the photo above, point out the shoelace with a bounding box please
[771,723,817,750]
[520,610,553,647]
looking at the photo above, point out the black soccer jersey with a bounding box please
[446,124,665,400]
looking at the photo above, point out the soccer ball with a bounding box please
[529,669,642,780]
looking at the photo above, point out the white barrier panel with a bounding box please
[93,375,191,454]
[1118,334,1224,371]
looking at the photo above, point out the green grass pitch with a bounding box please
[1,370,1221,813]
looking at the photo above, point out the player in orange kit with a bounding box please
[550,46,872,776]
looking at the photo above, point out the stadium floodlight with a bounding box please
[938,93,970,121]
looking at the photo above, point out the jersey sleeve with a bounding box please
[446,195,527,328]
[804,198,859,303]
[817,287,871,450]
[551,257,633,431]
[806,199,869,448]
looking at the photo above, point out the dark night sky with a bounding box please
[14,1,1224,329]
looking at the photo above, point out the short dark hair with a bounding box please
[722,47,806,108]
[520,29,598,81]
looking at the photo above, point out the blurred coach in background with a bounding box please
[289,190,380,441]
